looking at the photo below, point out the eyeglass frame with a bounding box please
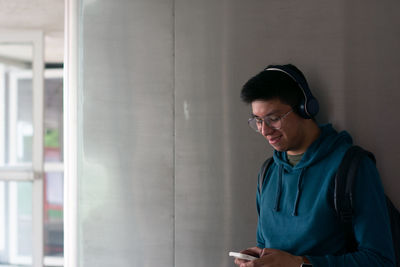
[248,109,294,132]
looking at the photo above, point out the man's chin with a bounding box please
[271,145,286,152]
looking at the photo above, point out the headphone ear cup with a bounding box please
[306,98,319,118]
[298,101,309,119]
[298,97,319,119]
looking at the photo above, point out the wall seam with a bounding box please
[172,0,176,267]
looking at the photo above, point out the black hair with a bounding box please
[240,64,306,112]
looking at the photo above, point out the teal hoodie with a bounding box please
[256,124,395,266]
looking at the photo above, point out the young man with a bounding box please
[234,64,395,267]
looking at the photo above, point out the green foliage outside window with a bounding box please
[45,129,59,148]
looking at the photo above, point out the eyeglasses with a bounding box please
[248,109,293,132]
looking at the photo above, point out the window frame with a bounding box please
[0,30,44,267]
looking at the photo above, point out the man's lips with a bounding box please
[268,135,282,145]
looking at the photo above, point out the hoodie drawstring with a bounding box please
[293,167,307,216]
[274,164,283,212]
[273,165,307,216]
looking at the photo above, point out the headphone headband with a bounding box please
[265,65,319,119]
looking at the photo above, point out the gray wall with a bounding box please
[77,0,400,266]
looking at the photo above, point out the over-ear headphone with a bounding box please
[265,65,319,119]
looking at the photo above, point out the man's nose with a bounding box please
[260,121,274,136]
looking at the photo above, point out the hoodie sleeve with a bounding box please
[307,156,396,267]
[256,171,266,248]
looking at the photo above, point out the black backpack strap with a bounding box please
[334,145,376,251]
[385,196,400,267]
[334,146,376,221]
[258,157,274,193]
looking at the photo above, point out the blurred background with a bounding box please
[0,0,399,266]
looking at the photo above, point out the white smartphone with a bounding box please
[229,251,258,261]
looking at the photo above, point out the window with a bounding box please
[0,31,63,267]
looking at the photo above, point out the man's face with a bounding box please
[251,99,308,155]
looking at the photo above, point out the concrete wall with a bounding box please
[77,0,400,266]
[79,1,174,266]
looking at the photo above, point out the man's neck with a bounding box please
[287,120,321,156]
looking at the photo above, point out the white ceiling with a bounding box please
[0,0,65,63]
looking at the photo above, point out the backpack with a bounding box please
[258,146,400,266]
[335,146,400,266]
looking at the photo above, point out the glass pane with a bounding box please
[0,173,64,266]
[0,182,5,251]
[16,76,33,164]
[0,43,33,168]
[44,71,63,163]
[44,172,63,258]
[0,180,33,266]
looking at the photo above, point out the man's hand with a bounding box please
[236,248,304,267]
[233,247,262,266]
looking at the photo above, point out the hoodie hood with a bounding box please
[273,123,353,170]
[270,124,352,216]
